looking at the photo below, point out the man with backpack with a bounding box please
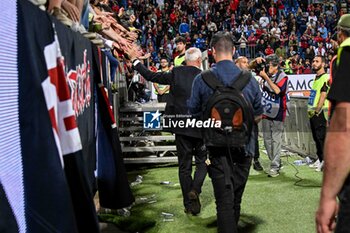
[188,32,263,233]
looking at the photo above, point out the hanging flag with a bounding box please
[9,0,80,232]
[18,0,99,232]
[93,47,135,209]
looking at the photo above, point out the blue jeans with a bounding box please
[81,0,89,30]
[104,50,119,82]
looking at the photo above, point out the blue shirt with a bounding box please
[179,23,190,35]
[187,60,264,117]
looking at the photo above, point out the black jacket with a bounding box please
[133,62,202,138]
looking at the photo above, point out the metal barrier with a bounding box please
[282,97,317,158]
[239,45,256,59]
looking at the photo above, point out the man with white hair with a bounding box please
[127,47,207,216]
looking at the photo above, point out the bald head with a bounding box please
[235,56,249,70]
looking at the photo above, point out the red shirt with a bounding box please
[170,12,177,25]
[230,0,239,11]
[314,36,324,43]
[277,0,284,9]
[269,7,277,17]
[248,35,257,45]
[265,47,274,55]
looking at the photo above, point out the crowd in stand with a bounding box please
[31,0,342,76]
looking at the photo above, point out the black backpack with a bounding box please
[201,70,254,147]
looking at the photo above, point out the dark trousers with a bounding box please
[157,93,170,103]
[254,123,260,159]
[175,134,208,209]
[310,112,327,161]
[208,147,252,233]
[336,177,350,233]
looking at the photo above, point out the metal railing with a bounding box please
[281,97,317,158]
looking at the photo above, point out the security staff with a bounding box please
[127,47,207,216]
[188,32,263,233]
[284,56,293,74]
[174,36,186,66]
[153,57,170,103]
[316,14,350,233]
[307,55,329,172]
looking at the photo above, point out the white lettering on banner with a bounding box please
[66,50,92,116]
[288,74,315,91]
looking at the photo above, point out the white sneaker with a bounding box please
[315,161,324,172]
[309,159,320,168]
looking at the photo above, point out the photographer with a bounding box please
[254,54,289,178]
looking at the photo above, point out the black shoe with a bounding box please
[188,190,201,215]
[184,208,192,214]
[279,163,284,170]
[253,159,263,171]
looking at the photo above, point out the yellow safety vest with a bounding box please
[308,73,329,119]
[337,37,350,66]
[284,59,293,74]
[174,54,185,66]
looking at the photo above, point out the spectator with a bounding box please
[256,39,266,57]
[314,31,324,44]
[303,59,312,74]
[268,3,277,18]
[264,44,274,56]
[276,0,285,18]
[314,42,326,56]
[179,18,190,35]
[195,33,206,51]
[305,46,315,61]
[308,11,317,23]
[270,21,282,40]
[207,20,218,34]
[238,34,248,56]
[247,32,257,46]
[275,43,287,59]
[318,23,328,40]
[259,11,270,28]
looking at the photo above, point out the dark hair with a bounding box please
[339,28,350,37]
[160,57,169,62]
[210,31,235,53]
[175,36,186,44]
[265,54,280,67]
[314,55,326,63]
